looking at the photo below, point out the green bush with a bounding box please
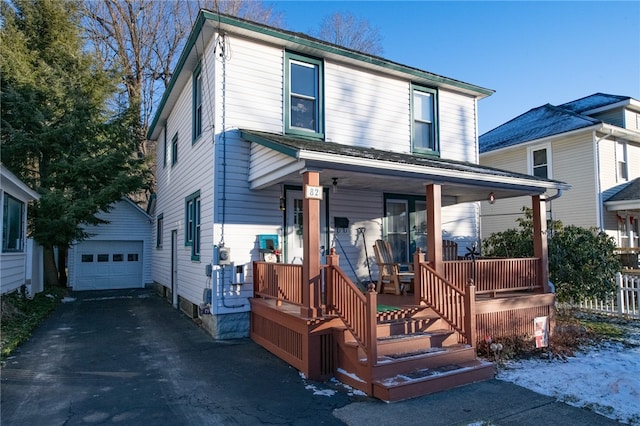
[482,207,620,303]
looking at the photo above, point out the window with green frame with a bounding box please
[171,132,178,166]
[411,85,438,155]
[185,191,201,261]
[285,52,324,137]
[383,194,427,264]
[156,213,163,248]
[192,63,203,142]
[2,194,25,252]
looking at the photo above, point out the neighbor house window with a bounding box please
[2,194,24,252]
[528,144,551,179]
[171,132,178,166]
[192,63,203,142]
[156,213,163,248]
[411,85,438,154]
[185,191,201,261]
[617,141,628,181]
[285,52,324,137]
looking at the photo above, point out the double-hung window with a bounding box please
[2,194,25,252]
[285,52,324,137]
[528,144,551,178]
[156,213,163,248]
[185,191,201,261]
[192,64,203,142]
[171,133,178,166]
[617,141,628,181]
[411,85,438,154]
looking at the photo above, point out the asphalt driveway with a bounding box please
[1,288,620,425]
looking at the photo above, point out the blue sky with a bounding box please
[267,1,640,134]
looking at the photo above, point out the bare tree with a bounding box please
[81,0,283,203]
[311,12,383,56]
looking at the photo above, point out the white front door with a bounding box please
[285,190,327,264]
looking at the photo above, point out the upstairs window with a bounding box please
[185,191,201,261]
[192,64,203,142]
[412,85,438,154]
[156,213,163,248]
[2,195,24,253]
[171,132,178,166]
[617,141,628,181]
[285,52,324,137]
[528,145,551,179]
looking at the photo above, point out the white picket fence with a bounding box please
[576,272,640,319]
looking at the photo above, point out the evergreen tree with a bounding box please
[1,0,147,286]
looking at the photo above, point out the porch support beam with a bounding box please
[301,170,321,318]
[532,195,550,293]
[426,184,443,273]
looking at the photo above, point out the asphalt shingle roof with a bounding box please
[479,93,630,153]
[606,177,640,203]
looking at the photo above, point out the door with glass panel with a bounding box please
[385,197,427,264]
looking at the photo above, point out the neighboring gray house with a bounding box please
[1,163,41,295]
[67,198,153,291]
[479,93,640,249]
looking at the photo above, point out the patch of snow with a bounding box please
[61,297,76,303]
[497,338,640,425]
[336,368,366,383]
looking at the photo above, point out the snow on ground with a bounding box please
[497,320,640,425]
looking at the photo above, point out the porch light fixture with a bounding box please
[279,195,286,211]
[488,192,496,205]
[332,178,338,193]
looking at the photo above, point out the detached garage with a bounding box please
[68,199,152,291]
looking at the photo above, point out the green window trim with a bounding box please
[411,84,439,156]
[284,51,324,138]
[184,190,201,261]
[171,132,178,166]
[156,213,164,248]
[192,63,203,143]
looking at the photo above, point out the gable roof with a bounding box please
[480,93,640,154]
[148,10,494,140]
[241,129,569,205]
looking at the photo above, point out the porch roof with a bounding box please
[241,130,570,205]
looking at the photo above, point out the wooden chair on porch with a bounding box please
[443,239,459,260]
[373,239,414,295]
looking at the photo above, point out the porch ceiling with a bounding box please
[242,129,570,204]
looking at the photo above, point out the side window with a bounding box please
[411,85,438,155]
[156,213,163,248]
[192,63,203,142]
[163,129,167,168]
[617,141,628,181]
[285,52,324,137]
[185,191,201,261]
[528,145,551,179]
[2,194,24,252]
[171,132,178,166]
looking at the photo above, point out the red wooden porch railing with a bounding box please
[416,261,476,345]
[253,262,303,305]
[324,253,377,367]
[442,258,541,296]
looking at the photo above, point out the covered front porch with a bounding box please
[242,130,568,401]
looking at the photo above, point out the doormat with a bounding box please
[377,304,400,313]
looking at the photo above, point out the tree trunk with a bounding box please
[43,246,59,287]
[57,246,68,286]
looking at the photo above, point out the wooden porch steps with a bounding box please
[334,306,495,402]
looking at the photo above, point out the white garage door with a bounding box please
[75,240,143,290]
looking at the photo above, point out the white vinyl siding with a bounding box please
[439,91,478,162]
[591,109,624,128]
[324,63,410,152]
